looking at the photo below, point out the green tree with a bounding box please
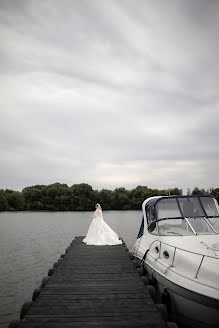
[192,187,209,195]
[22,186,43,210]
[130,186,151,209]
[0,190,8,211]
[6,191,25,210]
[113,188,130,210]
[98,189,114,210]
[169,188,183,196]
[209,188,219,204]
[5,189,14,195]
[2,183,219,211]
[22,186,42,204]
[70,183,96,210]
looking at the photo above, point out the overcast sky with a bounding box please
[0,0,219,193]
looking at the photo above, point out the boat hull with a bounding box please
[145,263,219,328]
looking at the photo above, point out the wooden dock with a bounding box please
[9,236,168,328]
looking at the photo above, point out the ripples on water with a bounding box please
[0,210,141,327]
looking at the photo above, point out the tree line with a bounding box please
[0,183,218,211]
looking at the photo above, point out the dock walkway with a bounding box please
[11,236,166,328]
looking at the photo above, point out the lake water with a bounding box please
[0,210,141,328]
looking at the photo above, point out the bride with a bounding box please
[83,203,123,246]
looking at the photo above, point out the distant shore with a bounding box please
[0,183,218,212]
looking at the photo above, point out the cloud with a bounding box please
[0,0,219,192]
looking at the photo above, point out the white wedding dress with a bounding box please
[83,207,122,246]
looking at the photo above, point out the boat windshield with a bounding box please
[201,197,219,232]
[158,218,194,236]
[155,197,219,235]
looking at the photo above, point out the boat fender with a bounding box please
[146,285,157,303]
[20,301,33,319]
[32,288,41,301]
[162,288,171,313]
[156,303,168,321]
[65,246,70,254]
[48,268,55,276]
[137,266,146,276]
[148,275,157,287]
[41,276,49,288]
[124,243,129,252]
[128,251,134,260]
[141,276,149,285]
[132,258,140,267]
[53,261,59,269]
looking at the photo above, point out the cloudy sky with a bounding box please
[0,0,219,193]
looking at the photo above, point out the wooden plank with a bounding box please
[54,268,137,274]
[31,298,155,308]
[26,306,157,316]
[19,314,166,327]
[36,292,149,301]
[40,290,150,295]
[25,308,159,316]
[34,298,154,306]
[46,280,144,286]
[40,284,147,291]
[50,273,139,278]
[21,313,164,322]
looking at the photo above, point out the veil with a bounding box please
[95,203,103,218]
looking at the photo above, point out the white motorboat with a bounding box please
[132,195,219,328]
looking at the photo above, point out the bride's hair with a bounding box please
[96,203,101,209]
